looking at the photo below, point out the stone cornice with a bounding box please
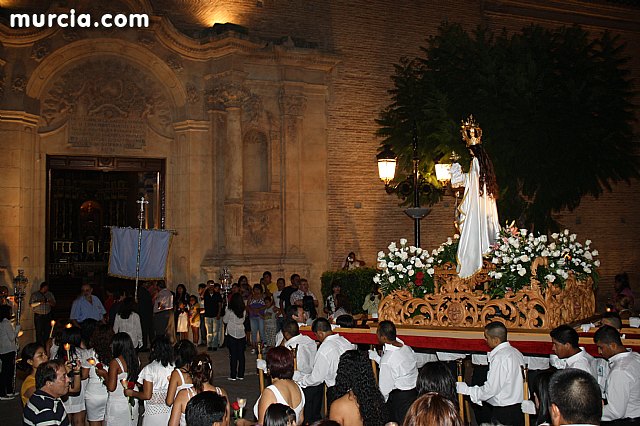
[0,109,40,126]
[173,120,210,132]
[484,0,640,32]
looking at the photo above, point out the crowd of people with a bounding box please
[0,270,636,426]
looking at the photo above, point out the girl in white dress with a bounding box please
[83,324,114,426]
[54,326,88,426]
[124,336,175,426]
[166,339,197,407]
[99,332,140,426]
[168,353,229,426]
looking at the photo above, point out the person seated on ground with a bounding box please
[456,321,525,426]
[253,346,305,425]
[169,353,229,426]
[548,368,602,426]
[329,349,389,426]
[20,342,50,406]
[416,361,457,406]
[549,324,597,379]
[403,392,463,426]
[594,325,640,422]
[185,391,229,426]
[521,369,553,426]
[264,403,296,426]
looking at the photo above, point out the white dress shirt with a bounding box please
[223,308,246,339]
[602,350,640,421]
[297,333,355,388]
[379,338,418,402]
[285,333,317,378]
[564,348,598,379]
[468,341,525,407]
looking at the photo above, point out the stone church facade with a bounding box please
[0,0,638,333]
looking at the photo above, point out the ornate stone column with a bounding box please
[279,87,307,256]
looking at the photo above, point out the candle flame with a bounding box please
[63,343,70,350]
[65,323,72,328]
[50,320,56,326]
[87,358,96,365]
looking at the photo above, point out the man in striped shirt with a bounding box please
[23,359,71,426]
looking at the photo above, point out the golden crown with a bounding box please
[461,115,482,147]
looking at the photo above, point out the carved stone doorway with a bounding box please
[46,155,165,314]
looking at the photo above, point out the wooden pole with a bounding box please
[370,345,378,383]
[456,359,465,423]
[323,384,328,417]
[292,344,298,371]
[521,364,530,426]
[257,342,265,392]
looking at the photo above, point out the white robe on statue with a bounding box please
[451,157,500,278]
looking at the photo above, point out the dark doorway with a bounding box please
[46,156,165,318]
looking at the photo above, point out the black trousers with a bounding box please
[34,313,52,345]
[487,403,524,426]
[140,312,153,348]
[0,351,15,396]
[303,384,324,424]
[387,388,418,424]
[603,419,640,426]
[226,335,246,379]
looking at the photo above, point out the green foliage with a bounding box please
[320,268,378,315]
[377,22,638,231]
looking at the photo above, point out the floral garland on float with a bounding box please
[375,224,599,329]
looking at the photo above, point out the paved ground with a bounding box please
[3,346,262,425]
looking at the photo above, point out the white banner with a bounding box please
[108,227,172,280]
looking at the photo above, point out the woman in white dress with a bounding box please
[54,325,88,426]
[166,339,197,406]
[98,332,140,426]
[83,324,114,426]
[113,298,143,349]
[168,353,229,426]
[124,335,175,425]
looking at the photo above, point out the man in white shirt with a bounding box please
[294,317,355,420]
[369,320,418,424]
[548,368,602,426]
[550,324,598,379]
[282,319,320,423]
[594,325,640,422]
[457,321,525,426]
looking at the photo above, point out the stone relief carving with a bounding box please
[31,40,51,62]
[12,76,26,92]
[165,55,183,72]
[186,83,200,104]
[41,60,174,142]
[244,198,280,246]
[206,82,251,110]
[279,90,307,116]
[242,93,263,125]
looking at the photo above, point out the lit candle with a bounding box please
[49,320,56,338]
[87,358,96,366]
[64,343,71,361]
[65,323,72,329]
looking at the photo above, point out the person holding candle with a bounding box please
[29,281,56,345]
[168,353,229,426]
[20,342,49,405]
[83,324,113,426]
[99,332,140,425]
[54,326,88,426]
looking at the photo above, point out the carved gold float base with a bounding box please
[378,262,595,330]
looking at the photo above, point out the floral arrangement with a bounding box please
[487,227,600,297]
[376,226,599,299]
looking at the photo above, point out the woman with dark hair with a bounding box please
[168,353,229,426]
[98,332,140,425]
[124,335,175,425]
[264,403,297,426]
[416,361,457,405]
[113,297,143,349]
[0,304,18,401]
[224,292,247,380]
[329,294,351,322]
[451,117,500,279]
[54,325,88,425]
[403,392,462,426]
[253,346,304,425]
[248,284,267,352]
[330,349,388,426]
[521,369,553,426]
[20,342,49,405]
[166,339,197,406]
[83,324,114,425]
[175,284,190,339]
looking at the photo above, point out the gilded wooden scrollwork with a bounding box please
[379,260,595,330]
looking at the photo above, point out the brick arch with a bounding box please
[26,37,186,109]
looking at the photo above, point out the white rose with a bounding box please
[518,268,527,276]
[521,229,527,236]
[454,234,460,239]
[388,242,397,251]
[446,237,453,245]
[564,230,569,235]
[378,261,387,269]
[540,235,548,243]
[408,269,415,277]
[585,239,591,246]
[549,243,556,250]
[389,276,396,283]
[570,234,577,242]
[556,269,563,275]
[416,248,422,255]
[373,275,381,283]
[520,255,530,262]
[494,272,503,279]
[427,268,435,275]
[409,246,416,254]
[584,266,592,274]
[377,251,385,258]
[400,238,408,246]
[541,250,550,257]
[592,250,599,256]
[492,257,499,264]
[388,261,395,268]
[551,233,559,239]
[415,258,424,268]
[398,274,404,279]
[432,250,438,256]
[396,265,403,272]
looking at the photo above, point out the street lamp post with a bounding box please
[377,128,431,248]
